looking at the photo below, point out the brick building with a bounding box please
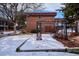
[22,12,64,33]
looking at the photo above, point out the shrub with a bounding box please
[31,29,40,33]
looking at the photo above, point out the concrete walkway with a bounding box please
[20,34,65,50]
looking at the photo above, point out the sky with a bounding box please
[44,3,63,11]
[43,3,64,18]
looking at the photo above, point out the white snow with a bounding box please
[67,29,75,32]
[0,34,78,56]
[58,29,75,35]
[3,31,14,34]
[1,30,21,35]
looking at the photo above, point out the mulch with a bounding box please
[55,37,79,48]
[53,32,79,48]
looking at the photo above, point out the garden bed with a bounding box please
[55,38,79,48]
[53,32,79,48]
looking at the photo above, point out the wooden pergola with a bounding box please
[36,19,65,40]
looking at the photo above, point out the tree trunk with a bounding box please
[75,22,78,33]
[64,21,68,39]
[71,26,73,32]
[14,23,17,34]
[13,16,17,34]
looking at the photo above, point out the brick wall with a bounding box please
[23,16,56,33]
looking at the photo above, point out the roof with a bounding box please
[23,12,56,17]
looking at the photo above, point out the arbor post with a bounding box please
[36,21,42,40]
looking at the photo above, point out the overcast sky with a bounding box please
[44,3,63,12]
[44,3,64,18]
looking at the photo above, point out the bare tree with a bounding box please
[0,3,44,33]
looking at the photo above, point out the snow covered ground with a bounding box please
[58,29,75,34]
[0,34,78,56]
[2,31,14,35]
[3,31,21,35]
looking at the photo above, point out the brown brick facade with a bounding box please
[22,12,63,33]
